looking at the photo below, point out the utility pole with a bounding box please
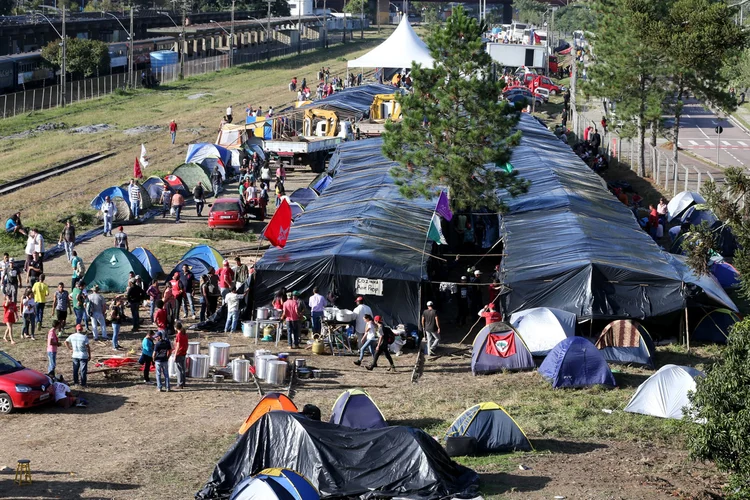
[267,0,272,60]
[360,0,364,39]
[230,0,235,66]
[180,1,186,79]
[297,0,302,54]
[61,5,66,107]
[377,0,380,33]
[716,123,724,168]
[128,6,134,88]
[323,0,328,47]
[570,39,578,137]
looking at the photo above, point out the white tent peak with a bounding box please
[348,16,434,69]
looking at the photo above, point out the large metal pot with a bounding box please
[336,309,356,323]
[256,307,270,320]
[187,342,200,355]
[254,349,271,368]
[265,360,287,385]
[242,321,256,338]
[295,358,306,369]
[256,354,278,379]
[270,308,282,320]
[233,359,250,383]
[209,342,230,367]
[324,307,338,321]
[188,354,209,378]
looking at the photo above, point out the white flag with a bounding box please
[139,144,149,168]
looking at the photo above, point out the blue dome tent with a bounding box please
[471,323,534,375]
[693,308,742,344]
[171,257,212,281]
[539,337,616,388]
[329,388,387,430]
[595,319,655,368]
[445,402,532,454]
[131,247,163,279]
[181,245,224,271]
[230,468,320,500]
[91,186,129,209]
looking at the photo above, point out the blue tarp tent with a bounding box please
[186,143,231,178]
[445,402,532,453]
[539,337,616,388]
[693,308,742,344]
[289,188,319,208]
[309,174,332,194]
[595,320,655,368]
[471,323,535,375]
[181,245,224,270]
[142,176,169,203]
[679,206,739,258]
[710,259,740,289]
[91,186,129,209]
[329,388,387,430]
[172,257,212,281]
[132,247,163,279]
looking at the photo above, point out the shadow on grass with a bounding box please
[388,417,444,429]
[532,438,608,455]
[612,371,650,389]
[479,472,552,495]
[0,478,139,499]
[600,162,667,207]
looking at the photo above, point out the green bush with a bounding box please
[194,228,257,243]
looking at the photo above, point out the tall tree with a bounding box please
[586,0,664,176]
[41,37,110,78]
[381,6,528,212]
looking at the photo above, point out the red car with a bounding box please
[0,351,54,414]
[523,74,563,95]
[208,197,250,230]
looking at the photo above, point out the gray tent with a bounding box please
[172,163,213,194]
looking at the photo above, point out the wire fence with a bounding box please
[0,39,327,119]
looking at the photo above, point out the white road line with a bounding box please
[722,140,732,146]
[689,140,699,146]
[705,140,715,146]
[724,149,746,166]
[698,127,710,139]
[739,141,748,147]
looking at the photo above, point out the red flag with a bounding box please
[533,32,541,44]
[133,157,143,179]
[264,198,292,247]
[485,332,517,358]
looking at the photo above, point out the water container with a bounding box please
[149,50,178,73]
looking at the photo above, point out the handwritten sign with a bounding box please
[355,278,384,296]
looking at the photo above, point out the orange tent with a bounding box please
[239,393,298,435]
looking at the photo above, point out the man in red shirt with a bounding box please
[280,291,301,348]
[169,272,184,320]
[173,321,188,388]
[478,302,503,326]
[169,120,177,144]
[218,260,234,299]
[153,299,168,331]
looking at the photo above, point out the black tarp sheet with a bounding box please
[498,114,737,320]
[254,139,435,326]
[195,412,479,500]
[297,84,396,119]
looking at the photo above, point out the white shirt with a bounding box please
[364,321,377,341]
[353,304,372,334]
[53,382,70,402]
[308,293,327,312]
[34,234,44,254]
[226,106,233,116]
[224,292,240,313]
[25,235,35,256]
[102,201,117,217]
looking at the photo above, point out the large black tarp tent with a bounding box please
[196,412,479,500]
[297,84,396,119]
[498,114,737,320]
[254,139,435,326]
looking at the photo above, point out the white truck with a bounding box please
[486,43,546,70]
[263,119,353,173]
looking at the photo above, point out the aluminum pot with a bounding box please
[187,342,201,355]
[242,321,256,338]
[323,307,338,321]
[256,307,270,320]
[265,360,287,385]
[270,308,282,320]
[233,359,250,383]
[294,358,306,369]
[256,354,277,379]
[254,349,271,367]
[336,309,356,323]
[188,354,209,378]
[209,342,230,367]
[297,367,312,379]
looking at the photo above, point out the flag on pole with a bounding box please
[427,213,447,245]
[263,198,293,248]
[139,144,149,168]
[435,191,453,221]
[133,157,143,179]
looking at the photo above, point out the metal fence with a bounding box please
[0,39,327,119]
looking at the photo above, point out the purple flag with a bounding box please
[435,191,453,221]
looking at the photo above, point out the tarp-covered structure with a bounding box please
[253,139,435,326]
[347,15,434,69]
[297,84,397,120]
[498,114,738,320]
[196,411,479,500]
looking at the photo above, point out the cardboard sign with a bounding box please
[355,278,384,296]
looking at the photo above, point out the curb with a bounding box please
[729,113,750,135]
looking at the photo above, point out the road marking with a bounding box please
[722,140,732,146]
[698,127,710,139]
[739,141,748,147]
[705,140,715,146]
[689,140,699,146]
[724,149,746,166]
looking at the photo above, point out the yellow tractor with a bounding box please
[303,108,339,137]
[369,94,402,121]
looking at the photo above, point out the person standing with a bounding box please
[128,179,141,219]
[140,330,155,384]
[365,316,396,372]
[211,166,223,197]
[199,275,210,322]
[281,291,301,349]
[47,319,61,377]
[102,195,117,236]
[87,285,108,341]
[21,289,36,340]
[153,332,172,392]
[352,296,373,345]
[24,229,36,272]
[52,282,72,333]
[421,301,441,355]
[71,280,87,330]
[147,279,161,324]
[159,185,173,218]
[173,321,188,389]
[225,105,233,123]
[3,295,17,344]
[171,190,185,223]
[207,269,221,317]
[59,220,76,262]
[353,314,377,366]
[217,260,234,299]
[169,119,177,144]
[223,284,241,333]
[180,265,196,319]
[107,296,124,350]
[26,251,43,286]
[169,272,185,320]
[32,273,49,328]
[65,324,90,387]
[478,302,502,326]
[70,252,84,289]
[4,258,19,304]
[114,226,129,251]
[193,182,206,216]
[127,279,144,332]
[308,287,327,335]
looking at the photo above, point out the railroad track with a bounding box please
[0,152,114,197]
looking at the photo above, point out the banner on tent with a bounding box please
[355,278,384,296]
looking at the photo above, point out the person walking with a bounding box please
[280,291,301,349]
[107,296,124,350]
[211,166,223,197]
[46,319,61,377]
[71,280,87,331]
[65,324,90,387]
[102,195,117,236]
[140,330,155,384]
[193,182,206,216]
[171,190,185,223]
[365,316,396,372]
[59,220,76,262]
[128,179,141,219]
[87,285,108,341]
[353,314,377,366]
[153,332,172,392]
[168,272,185,320]
[159,185,173,218]
[71,252,84,289]
[308,287,327,335]
[32,273,49,328]
[352,296,373,345]
[26,251,43,286]
[225,105,233,123]
[169,119,177,144]
[173,321,188,389]
[223,283,241,333]
[52,282,72,334]
[127,279,145,332]
[114,226,129,251]
[21,289,36,340]
[4,258,19,304]
[3,295,17,344]
[180,264,196,319]
[421,301,441,355]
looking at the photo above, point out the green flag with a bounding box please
[427,213,447,245]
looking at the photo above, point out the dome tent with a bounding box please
[693,308,742,344]
[445,402,532,454]
[667,191,705,222]
[329,388,387,430]
[164,174,190,197]
[539,337,616,388]
[118,182,152,211]
[131,247,163,279]
[239,393,297,435]
[96,196,131,222]
[172,163,214,194]
[182,245,224,271]
[171,257,212,281]
[595,319,655,368]
[509,307,576,356]
[230,468,319,500]
[142,176,170,203]
[91,186,129,209]
[82,248,151,292]
[624,364,704,421]
[471,323,534,375]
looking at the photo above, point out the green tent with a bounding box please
[172,163,213,194]
[82,248,151,292]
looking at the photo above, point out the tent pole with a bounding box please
[589,319,592,337]
[685,307,690,352]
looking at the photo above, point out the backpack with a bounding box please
[7,268,18,287]
[76,260,86,276]
[383,327,396,345]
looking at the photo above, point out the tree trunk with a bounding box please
[672,84,684,166]
[637,113,646,177]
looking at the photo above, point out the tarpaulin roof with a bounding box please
[297,84,396,117]
[347,15,434,69]
[253,138,435,326]
[498,114,737,320]
[196,411,479,500]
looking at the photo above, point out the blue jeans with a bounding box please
[358,338,376,361]
[183,294,195,317]
[149,300,156,323]
[286,320,300,347]
[74,308,85,328]
[155,360,170,390]
[311,311,323,333]
[63,241,74,261]
[112,323,120,348]
[35,303,45,326]
[72,358,88,386]
[22,313,35,338]
[47,351,56,375]
[171,131,176,144]
[174,205,182,222]
[91,312,108,340]
[130,200,140,218]
[103,216,113,235]
[225,311,238,332]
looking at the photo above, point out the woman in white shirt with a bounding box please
[353,314,377,367]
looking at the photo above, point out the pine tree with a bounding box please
[381,6,528,212]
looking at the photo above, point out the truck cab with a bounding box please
[315,119,353,141]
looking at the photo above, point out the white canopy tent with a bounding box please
[347,16,434,69]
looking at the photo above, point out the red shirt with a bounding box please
[282,299,300,321]
[169,121,177,132]
[218,266,234,289]
[154,308,167,330]
[174,331,188,356]
[481,310,503,326]
[170,279,183,297]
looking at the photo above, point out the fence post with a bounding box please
[655,148,661,186]
[2,95,6,118]
[14,93,17,117]
[694,167,702,192]
[41,88,45,110]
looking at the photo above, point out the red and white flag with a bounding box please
[264,199,292,248]
[133,157,143,179]
[485,332,517,358]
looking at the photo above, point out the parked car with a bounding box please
[505,93,544,108]
[504,86,549,103]
[207,197,251,230]
[524,74,564,95]
[0,351,54,414]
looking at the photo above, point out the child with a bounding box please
[47,319,62,377]
[139,331,155,384]
[3,295,17,344]
[147,280,161,325]
[21,288,37,340]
